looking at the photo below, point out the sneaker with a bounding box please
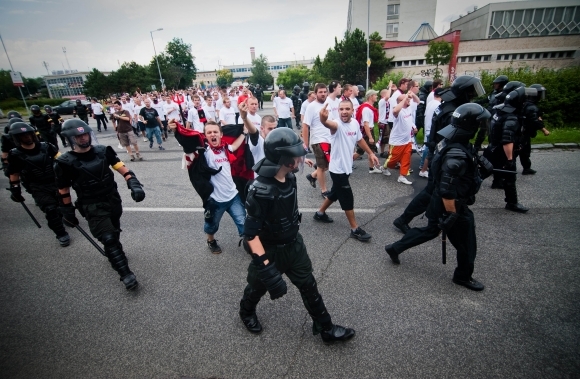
[419,171,428,178]
[121,273,138,290]
[56,233,70,247]
[350,227,371,241]
[207,239,222,254]
[393,217,410,234]
[505,203,529,213]
[118,143,124,149]
[382,168,391,176]
[320,324,355,344]
[158,145,165,150]
[368,166,383,174]
[136,153,143,161]
[149,141,153,148]
[306,173,317,188]
[313,212,334,223]
[321,191,330,199]
[130,154,135,162]
[143,137,148,142]
[398,176,412,185]
[379,152,389,158]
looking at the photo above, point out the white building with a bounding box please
[347,0,437,41]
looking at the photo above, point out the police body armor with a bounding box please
[47,112,63,134]
[488,111,520,150]
[1,133,15,154]
[291,93,302,115]
[29,114,53,134]
[246,174,301,245]
[74,105,88,116]
[520,101,543,138]
[427,101,460,150]
[487,90,501,114]
[56,145,117,200]
[10,142,57,185]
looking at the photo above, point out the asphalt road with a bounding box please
[1,105,579,378]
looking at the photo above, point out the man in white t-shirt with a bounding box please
[244,96,262,132]
[163,95,181,122]
[218,97,236,126]
[312,99,379,241]
[132,97,147,141]
[426,79,443,105]
[239,100,276,178]
[383,93,418,184]
[300,91,315,121]
[202,95,216,122]
[186,95,205,132]
[324,81,342,120]
[419,87,443,177]
[151,95,167,140]
[302,83,332,197]
[377,83,394,158]
[90,97,107,132]
[273,90,294,129]
[353,90,380,173]
[350,86,360,113]
[229,90,240,124]
[214,92,224,119]
[387,78,410,125]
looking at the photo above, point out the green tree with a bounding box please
[369,32,393,83]
[216,68,234,87]
[371,71,404,91]
[108,62,150,94]
[248,54,273,87]
[83,68,110,98]
[164,37,197,88]
[425,41,454,80]
[320,29,367,85]
[276,65,310,90]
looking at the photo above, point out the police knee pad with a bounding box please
[299,275,320,300]
[101,232,120,249]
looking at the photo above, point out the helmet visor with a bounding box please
[68,131,99,150]
[473,81,486,98]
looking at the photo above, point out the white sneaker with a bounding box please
[408,168,414,173]
[369,166,383,174]
[382,168,391,176]
[419,171,429,178]
[118,143,123,149]
[143,137,148,142]
[398,176,412,185]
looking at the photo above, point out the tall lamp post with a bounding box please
[150,28,164,90]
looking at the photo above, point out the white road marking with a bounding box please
[123,207,376,213]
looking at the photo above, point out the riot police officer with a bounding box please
[474,75,509,151]
[518,84,548,175]
[385,103,493,291]
[415,80,433,131]
[290,85,302,128]
[239,128,355,343]
[72,99,90,123]
[254,84,264,110]
[300,81,310,104]
[6,122,70,246]
[356,85,365,104]
[29,104,58,147]
[484,86,530,213]
[44,105,67,148]
[54,119,146,290]
[2,117,24,176]
[393,76,485,233]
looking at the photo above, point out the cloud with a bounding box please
[8,9,25,14]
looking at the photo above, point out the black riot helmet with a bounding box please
[499,86,537,113]
[254,128,306,177]
[44,105,53,113]
[302,81,310,89]
[357,85,365,93]
[493,75,509,86]
[4,117,24,134]
[440,76,485,103]
[278,85,285,90]
[8,121,38,146]
[61,118,97,149]
[6,110,22,119]
[438,103,491,143]
[528,84,546,103]
[76,99,82,104]
[293,85,301,94]
[30,105,42,115]
[422,80,433,92]
[493,81,525,105]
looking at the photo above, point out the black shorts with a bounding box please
[327,172,354,211]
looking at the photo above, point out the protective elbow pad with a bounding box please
[502,120,518,144]
[477,155,494,179]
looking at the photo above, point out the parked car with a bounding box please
[52,99,91,115]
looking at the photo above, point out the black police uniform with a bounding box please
[386,104,493,290]
[290,87,302,128]
[518,100,544,174]
[73,103,90,123]
[46,109,67,148]
[29,111,58,147]
[254,87,264,110]
[415,83,431,131]
[7,141,70,245]
[54,144,142,289]
[239,128,354,342]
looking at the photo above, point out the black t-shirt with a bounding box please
[139,107,160,128]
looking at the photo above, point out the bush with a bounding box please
[371,72,406,91]
[0,98,68,110]
[480,65,580,128]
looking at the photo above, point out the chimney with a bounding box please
[250,47,255,62]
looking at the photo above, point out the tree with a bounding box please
[320,29,367,85]
[164,37,197,88]
[276,65,310,90]
[425,41,454,80]
[83,68,110,98]
[108,62,150,94]
[216,69,234,87]
[248,54,273,87]
[369,32,393,84]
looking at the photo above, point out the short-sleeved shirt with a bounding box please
[219,106,236,125]
[164,102,180,121]
[246,112,262,131]
[304,100,331,145]
[139,107,160,128]
[91,103,104,115]
[203,105,216,122]
[390,102,417,146]
[378,98,389,124]
[274,97,293,118]
[300,100,312,116]
[187,108,204,132]
[248,133,265,178]
[361,107,375,129]
[114,110,133,133]
[329,118,362,175]
[387,90,402,123]
[205,146,238,203]
[324,97,341,120]
[424,99,441,142]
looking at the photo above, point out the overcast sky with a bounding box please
[0,0,526,78]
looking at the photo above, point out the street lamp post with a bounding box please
[150,28,164,90]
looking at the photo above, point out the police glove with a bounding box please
[257,262,287,300]
[126,172,145,202]
[9,185,25,202]
[59,204,79,227]
[438,212,459,233]
[504,159,516,172]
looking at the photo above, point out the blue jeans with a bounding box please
[203,194,245,236]
[146,126,162,145]
[419,144,430,168]
[277,117,292,129]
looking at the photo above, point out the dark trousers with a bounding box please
[392,207,476,281]
[518,136,532,170]
[277,117,292,129]
[400,162,435,224]
[77,191,123,243]
[257,98,263,109]
[28,182,66,236]
[95,114,108,131]
[484,146,519,204]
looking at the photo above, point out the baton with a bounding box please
[441,230,447,265]
[493,169,518,174]
[21,201,42,228]
[72,222,106,256]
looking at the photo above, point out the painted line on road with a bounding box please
[124,207,376,213]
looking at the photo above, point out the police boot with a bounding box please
[239,286,266,334]
[320,324,356,344]
[299,275,343,339]
[46,206,70,247]
[504,185,529,213]
[393,217,410,234]
[102,232,138,290]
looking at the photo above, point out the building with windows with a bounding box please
[43,70,110,99]
[382,0,580,83]
[347,0,437,41]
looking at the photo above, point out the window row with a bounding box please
[489,6,580,38]
[496,50,575,60]
[393,59,426,67]
[457,55,492,63]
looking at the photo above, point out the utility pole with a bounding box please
[0,33,29,115]
[42,61,50,75]
[62,47,71,71]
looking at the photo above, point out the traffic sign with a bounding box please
[10,71,24,87]
[366,59,371,67]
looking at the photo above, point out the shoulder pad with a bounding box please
[94,145,107,157]
[443,155,468,176]
[56,151,76,165]
[248,178,279,199]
